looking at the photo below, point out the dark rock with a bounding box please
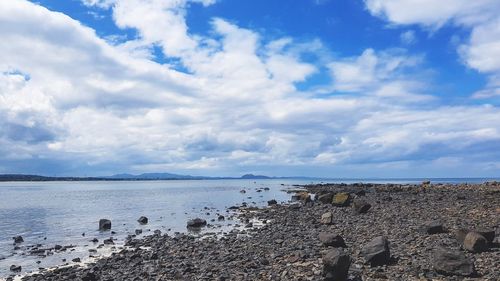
[240,189,246,193]
[187,218,207,228]
[12,236,23,243]
[267,199,277,206]
[433,247,475,276]
[361,236,390,266]
[421,220,445,234]
[317,193,334,204]
[99,219,111,231]
[90,238,98,243]
[319,232,346,248]
[72,257,81,263]
[103,238,114,245]
[355,190,366,196]
[54,245,62,250]
[82,272,97,281]
[137,216,148,225]
[475,228,495,243]
[322,248,351,281]
[332,193,351,207]
[352,199,371,214]
[463,232,488,253]
[135,229,143,235]
[10,265,21,272]
[217,215,225,221]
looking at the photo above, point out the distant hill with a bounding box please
[240,174,271,179]
[107,172,210,180]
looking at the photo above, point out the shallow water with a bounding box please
[0,178,493,278]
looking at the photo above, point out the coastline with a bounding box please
[5,182,500,281]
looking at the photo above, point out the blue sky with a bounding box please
[1,0,500,177]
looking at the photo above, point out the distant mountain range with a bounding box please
[0,173,276,181]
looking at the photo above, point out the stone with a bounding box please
[82,272,97,281]
[12,236,23,243]
[218,215,225,221]
[10,265,21,272]
[320,212,333,225]
[137,216,148,225]
[135,229,143,235]
[361,236,390,266]
[433,247,474,276]
[240,189,246,193]
[352,199,371,214]
[99,219,111,231]
[463,232,488,253]
[421,220,445,234]
[319,232,346,248]
[322,248,351,281]
[475,228,495,243]
[332,193,351,207]
[187,218,207,228]
[317,193,334,204]
[267,199,277,206]
[72,257,81,263]
[103,238,114,245]
[291,192,311,202]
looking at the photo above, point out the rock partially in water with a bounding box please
[135,229,142,235]
[10,264,21,272]
[361,236,390,266]
[433,247,475,276]
[99,219,112,231]
[322,248,351,281]
[267,199,277,206]
[137,216,148,225]
[187,218,207,228]
[12,236,24,244]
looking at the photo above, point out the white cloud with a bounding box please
[0,0,500,177]
[400,30,416,45]
[364,0,500,98]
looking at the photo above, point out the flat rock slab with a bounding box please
[433,247,475,276]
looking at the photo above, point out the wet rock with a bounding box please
[320,212,333,225]
[90,238,98,243]
[187,218,207,228]
[361,236,390,266]
[10,265,21,272]
[135,229,143,235]
[99,219,112,231]
[332,193,351,207]
[463,232,488,253]
[433,247,475,276]
[267,199,277,206]
[54,245,62,250]
[217,215,225,221]
[317,193,334,204]
[319,232,346,248]
[240,189,246,193]
[72,257,81,263]
[103,238,114,245]
[352,199,371,214]
[322,248,351,281]
[421,220,445,234]
[137,216,148,225]
[13,236,24,243]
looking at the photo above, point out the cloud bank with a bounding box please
[0,0,499,177]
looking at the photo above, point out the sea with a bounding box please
[0,178,495,278]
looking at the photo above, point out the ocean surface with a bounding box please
[0,178,494,278]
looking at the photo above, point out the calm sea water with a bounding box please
[0,178,493,278]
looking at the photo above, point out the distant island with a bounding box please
[0,173,277,182]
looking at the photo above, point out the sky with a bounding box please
[1,0,500,178]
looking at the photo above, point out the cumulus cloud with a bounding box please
[364,0,500,98]
[0,0,499,177]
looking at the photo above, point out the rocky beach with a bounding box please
[5,182,500,281]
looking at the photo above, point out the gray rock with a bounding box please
[421,220,445,234]
[99,219,111,231]
[320,212,333,225]
[319,232,346,248]
[463,232,488,253]
[187,218,207,228]
[433,247,474,276]
[137,216,148,225]
[322,248,351,281]
[361,236,390,266]
[317,193,334,204]
[135,229,143,235]
[352,199,371,214]
[12,236,23,243]
[10,265,21,272]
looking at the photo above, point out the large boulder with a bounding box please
[317,193,334,204]
[99,219,112,231]
[421,220,445,234]
[463,232,488,253]
[137,216,148,225]
[361,236,390,266]
[319,232,346,248]
[187,218,207,228]
[320,212,333,225]
[332,193,351,207]
[433,247,475,276]
[352,199,371,214]
[322,248,351,281]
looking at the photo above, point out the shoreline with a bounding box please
[5,182,500,280]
